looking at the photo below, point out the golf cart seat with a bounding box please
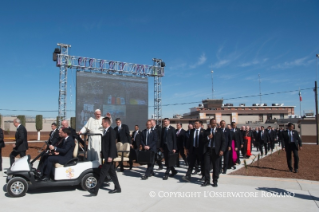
[113,142,130,162]
[55,138,79,168]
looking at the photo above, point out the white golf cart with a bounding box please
[5,134,103,197]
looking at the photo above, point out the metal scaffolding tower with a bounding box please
[53,43,165,126]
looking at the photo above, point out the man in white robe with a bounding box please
[79,109,112,163]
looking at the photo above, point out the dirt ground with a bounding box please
[230,144,319,181]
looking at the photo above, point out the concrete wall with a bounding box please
[2,116,60,132]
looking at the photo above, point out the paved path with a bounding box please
[0,144,318,211]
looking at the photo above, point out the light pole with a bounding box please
[211,70,214,99]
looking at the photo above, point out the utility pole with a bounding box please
[258,73,262,104]
[211,70,214,99]
[315,81,319,145]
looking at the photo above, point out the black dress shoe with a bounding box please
[201,181,210,187]
[200,176,205,182]
[141,175,148,180]
[289,169,293,172]
[212,182,218,187]
[169,170,178,177]
[163,175,168,180]
[109,189,121,194]
[294,169,298,173]
[149,172,155,177]
[41,177,50,181]
[88,189,98,196]
[182,176,190,182]
[222,171,227,174]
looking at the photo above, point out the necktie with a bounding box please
[104,129,107,135]
[146,130,149,145]
[118,126,121,132]
[212,128,216,148]
[134,131,138,141]
[195,130,199,147]
[290,131,293,142]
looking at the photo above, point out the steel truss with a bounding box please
[54,43,164,126]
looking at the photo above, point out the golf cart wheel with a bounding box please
[81,173,98,191]
[7,177,28,197]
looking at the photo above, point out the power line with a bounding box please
[0,87,314,112]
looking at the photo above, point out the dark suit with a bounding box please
[204,128,226,183]
[43,136,75,177]
[185,128,206,177]
[10,124,28,166]
[258,130,269,155]
[129,130,141,168]
[153,125,163,168]
[220,128,231,173]
[229,128,242,164]
[49,129,60,146]
[68,127,85,147]
[141,129,157,176]
[176,129,187,166]
[161,125,177,175]
[93,127,121,194]
[114,124,131,171]
[114,124,131,143]
[252,130,259,150]
[0,128,4,171]
[282,130,302,171]
[267,129,276,151]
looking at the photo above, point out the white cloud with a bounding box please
[271,57,315,69]
[209,60,230,69]
[239,58,268,67]
[189,53,207,69]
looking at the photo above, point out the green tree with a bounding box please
[70,117,76,129]
[17,115,26,126]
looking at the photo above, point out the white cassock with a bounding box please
[80,117,104,163]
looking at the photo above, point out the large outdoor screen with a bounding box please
[76,71,148,131]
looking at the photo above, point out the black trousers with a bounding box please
[259,142,268,155]
[221,150,230,172]
[164,150,176,175]
[0,148,2,171]
[155,148,163,168]
[268,140,274,150]
[177,145,187,165]
[286,143,299,170]
[94,161,121,194]
[203,149,212,182]
[211,149,221,183]
[145,155,155,177]
[186,147,202,177]
[10,150,26,166]
[43,155,66,177]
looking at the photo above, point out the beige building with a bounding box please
[1,116,59,132]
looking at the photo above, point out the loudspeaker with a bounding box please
[53,48,61,61]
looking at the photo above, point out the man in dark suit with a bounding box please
[282,123,302,173]
[113,118,131,171]
[10,118,28,166]
[49,122,60,146]
[278,127,284,147]
[252,127,260,151]
[129,125,141,169]
[160,118,177,180]
[41,128,75,180]
[151,119,163,170]
[220,120,231,174]
[202,119,226,187]
[267,126,276,151]
[182,120,206,182]
[258,126,269,156]
[89,117,121,195]
[0,127,4,171]
[61,120,85,147]
[140,120,157,180]
[176,122,187,166]
[230,122,243,166]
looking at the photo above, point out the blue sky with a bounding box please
[0,0,318,119]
